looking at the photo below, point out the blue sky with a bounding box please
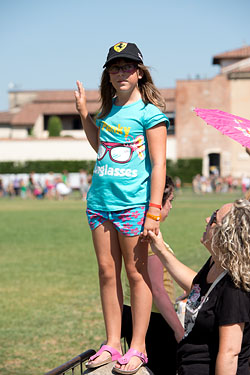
[0,0,249,111]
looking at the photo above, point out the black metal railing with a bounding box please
[45,349,96,375]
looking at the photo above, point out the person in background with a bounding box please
[0,178,5,197]
[20,178,27,199]
[55,176,71,199]
[79,169,89,200]
[62,170,69,185]
[148,199,250,375]
[45,171,55,199]
[75,41,168,374]
[13,176,20,196]
[174,176,182,194]
[27,172,35,199]
[122,176,184,375]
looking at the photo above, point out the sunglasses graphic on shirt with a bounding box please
[97,142,135,164]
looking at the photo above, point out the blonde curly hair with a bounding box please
[211,199,250,292]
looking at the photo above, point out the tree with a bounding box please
[48,116,62,137]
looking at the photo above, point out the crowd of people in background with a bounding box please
[0,169,92,200]
[1,171,249,200]
[192,173,248,194]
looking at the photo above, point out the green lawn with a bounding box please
[0,190,243,374]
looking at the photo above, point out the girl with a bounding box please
[74,42,169,375]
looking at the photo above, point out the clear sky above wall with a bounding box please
[0,0,249,111]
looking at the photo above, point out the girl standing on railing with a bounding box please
[75,41,168,375]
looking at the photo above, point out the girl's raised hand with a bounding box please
[74,80,88,118]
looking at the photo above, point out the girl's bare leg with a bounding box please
[89,221,123,365]
[116,234,152,372]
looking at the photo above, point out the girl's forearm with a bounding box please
[80,113,99,152]
[149,162,166,207]
[142,163,166,236]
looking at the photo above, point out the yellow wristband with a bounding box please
[146,212,161,221]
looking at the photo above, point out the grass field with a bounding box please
[0,189,243,375]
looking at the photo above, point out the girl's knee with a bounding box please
[126,268,146,286]
[98,263,119,283]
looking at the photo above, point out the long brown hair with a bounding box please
[97,63,166,119]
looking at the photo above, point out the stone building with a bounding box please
[176,45,250,177]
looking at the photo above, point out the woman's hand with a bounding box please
[74,80,88,118]
[147,230,165,254]
[148,230,197,293]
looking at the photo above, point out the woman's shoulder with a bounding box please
[223,273,250,293]
[216,274,250,325]
[218,274,250,307]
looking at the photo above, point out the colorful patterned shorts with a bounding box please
[86,206,147,237]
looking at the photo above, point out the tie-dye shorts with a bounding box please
[86,206,147,237]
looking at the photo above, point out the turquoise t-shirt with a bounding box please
[87,99,169,211]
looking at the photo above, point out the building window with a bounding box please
[73,117,82,129]
[209,153,220,176]
[165,112,175,135]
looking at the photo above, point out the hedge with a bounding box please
[0,158,202,183]
[0,160,95,175]
[166,158,202,183]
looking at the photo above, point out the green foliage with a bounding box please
[48,116,62,137]
[167,158,202,183]
[0,160,96,174]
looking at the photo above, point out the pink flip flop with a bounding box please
[85,344,122,369]
[113,348,148,374]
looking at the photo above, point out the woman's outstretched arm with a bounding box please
[148,230,197,293]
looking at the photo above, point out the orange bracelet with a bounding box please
[149,202,162,209]
[146,212,161,221]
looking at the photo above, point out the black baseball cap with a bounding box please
[103,42,143,68]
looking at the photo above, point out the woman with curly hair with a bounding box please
[148,199,250,375]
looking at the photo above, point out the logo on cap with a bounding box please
[114,42,127,52]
